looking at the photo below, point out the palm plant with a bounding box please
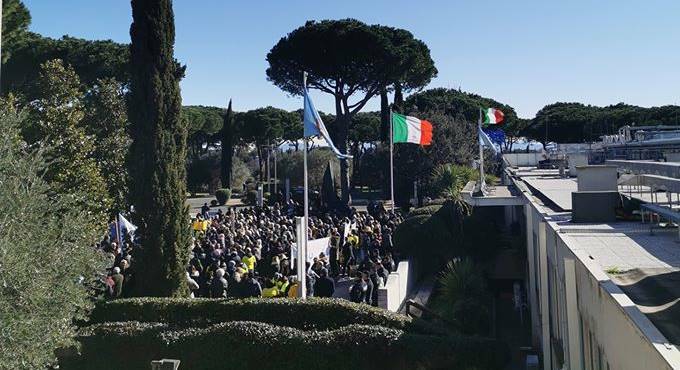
[432,258,487,326]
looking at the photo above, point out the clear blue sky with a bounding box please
[22,0,680,118]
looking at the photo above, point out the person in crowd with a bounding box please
[101,201,403,302]
[201,202,210,218]
[262,279,279,298]
[187,271,200,298]
[110,267,124,299]
[242,248,257,272]
[243,273,262,298]
[314,268,335,298]
[210,268,228,298]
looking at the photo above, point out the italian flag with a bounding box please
[392,112,433,145]
[482,108,504,125]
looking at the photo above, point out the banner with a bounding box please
[306,237,330,262]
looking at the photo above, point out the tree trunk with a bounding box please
[220,99,234,189]
[128,0,189,297]
[380,87,390,142]
[393,82,404,109]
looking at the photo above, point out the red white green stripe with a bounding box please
[392,112,433,145]
[482,108,504,125]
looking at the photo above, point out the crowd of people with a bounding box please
[100,199,404,306]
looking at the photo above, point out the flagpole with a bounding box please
[301,71,309,300]
[478,108,486,194]
[389,110,395,211]
[116,213,123,254]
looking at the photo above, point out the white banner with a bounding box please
[306,237,330,262]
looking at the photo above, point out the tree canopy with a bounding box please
[267,19,435,204]
[526,102,680,143]
[1,0,31,63]
[2,32,129,97]
[236,106,301,145]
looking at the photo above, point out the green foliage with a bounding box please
[3,32,129,98]
[526,102,680,143]
[1,0,31,63]
[187,156,219,194]
[61,298,509,370]
[89,297,415,330]
[245,189,258,205]
[127,0,190,297]
[404,88,519,134]
[408,205,442,217]
[267,19,436,204]
[0,106,107,369]
[231,154,253,189]
[432,259,489,335]
[393,111,476,204]
[83,77,131,211]
[215,188,231,205]
[236,106,300,145]
[221,99,234,188]
[61,320,507,370]
[277,149,342,190]
[235,106,300,181]
[26,59,111,219]
[431,164,477,200]
[181,105,224,161]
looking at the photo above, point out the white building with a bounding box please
[467,157,680,369]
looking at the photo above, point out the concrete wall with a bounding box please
[568,153,589,176]
[378,260,416,312]
[522,198,680,370]
[576,165,618,191]
[504,152,544,167]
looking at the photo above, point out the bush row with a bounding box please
[61,320,509,370]
[89,297,422,332]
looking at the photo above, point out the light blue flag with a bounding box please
[303,88,352,159]
[479,128,500,155]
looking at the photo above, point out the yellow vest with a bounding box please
[242,255,256,271]
[262,287,279,298]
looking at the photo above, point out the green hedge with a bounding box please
[89,297,423,332]
[244,189,258,205]
[214,188,231,205]
[61,320,509,370]
[408,205,442,217]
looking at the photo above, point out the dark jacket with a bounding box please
[243,278,262,297]
[111,273,124,298]
[210,276,228,298]
[314,276,335,298]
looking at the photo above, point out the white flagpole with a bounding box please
[301,71,309,299]
[478,108,486,194]
[116,213,123,254]
[389,110,395,211]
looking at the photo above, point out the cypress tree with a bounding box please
[128,0,189,297]
[221,99,234,189]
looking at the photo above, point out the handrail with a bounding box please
[404,299,458,327]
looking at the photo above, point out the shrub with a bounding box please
[408,205,442,217]
[61,321,509,370]
[0,106,108,369]
[244,189,258,205]
[89,297,417,332]
[214,188,231,205]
